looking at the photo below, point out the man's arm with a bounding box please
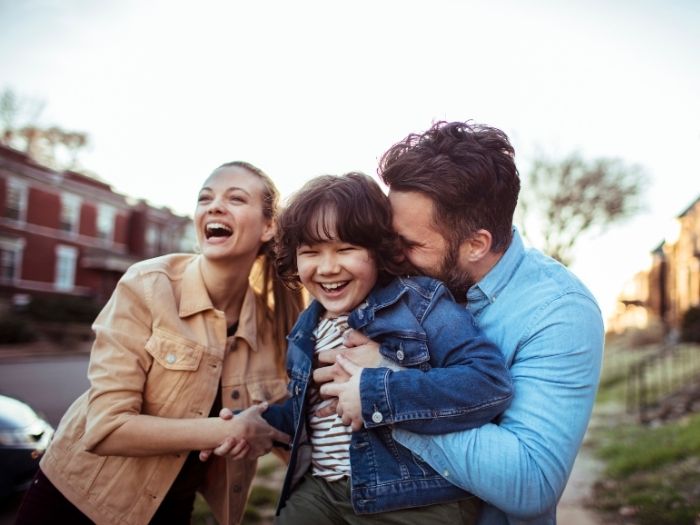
[393,293,604,519]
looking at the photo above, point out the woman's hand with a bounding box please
[200,404,290,461]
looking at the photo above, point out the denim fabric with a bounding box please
[393,229,605,524]
[264,275,513,515]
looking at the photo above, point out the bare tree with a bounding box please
[517,152,646,266]
[0,87,88,171]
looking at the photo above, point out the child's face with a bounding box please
[297,237,378,318]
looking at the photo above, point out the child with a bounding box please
[263,173,512,524]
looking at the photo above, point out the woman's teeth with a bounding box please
[205,222,233,238]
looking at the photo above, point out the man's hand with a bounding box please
[313,330,381,386]
[319,354,364,431]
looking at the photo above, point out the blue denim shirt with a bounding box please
[264,275,513,515]
[393,229,604,524]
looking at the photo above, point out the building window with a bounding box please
[60,193,81,233]
[146,224,160,255]
[4,179,28,221]
[55,245,78,291]
[97,204,116,242]
[0,237,24,282]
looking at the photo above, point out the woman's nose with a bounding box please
[206,197,224,214]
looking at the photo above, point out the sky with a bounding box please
[1,0,699,322]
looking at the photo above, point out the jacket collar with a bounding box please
[179,255,259,351]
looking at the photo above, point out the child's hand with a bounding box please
[320,354,364,431]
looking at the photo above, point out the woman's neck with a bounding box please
[200,256,254,325]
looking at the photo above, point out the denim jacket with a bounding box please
[264,275,513,515]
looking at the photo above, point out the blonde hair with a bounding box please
[217,161,305,371]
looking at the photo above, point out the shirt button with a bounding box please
[443,469,450,477]
[231,389,240,400]
[294,385,301,396]
[396,350,405,361]
[166,353,176,364]
[371,411,383,423]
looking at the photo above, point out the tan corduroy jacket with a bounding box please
[40,254,289,525]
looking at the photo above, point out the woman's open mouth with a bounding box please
[205,222,233,239]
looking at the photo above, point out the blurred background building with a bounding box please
[610,196,700,338]
[0,143,194,311]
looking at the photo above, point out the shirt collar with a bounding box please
[179,255,260,352]
[466,227,525,308]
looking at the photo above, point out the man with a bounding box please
[320,121,604,524]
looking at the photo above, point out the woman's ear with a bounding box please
[261,220,276,244]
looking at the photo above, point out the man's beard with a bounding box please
[436,239,475,301]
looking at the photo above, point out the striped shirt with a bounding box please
[308,315,353,481]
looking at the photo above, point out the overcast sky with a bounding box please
[1,0,699,320]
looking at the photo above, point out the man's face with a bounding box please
[388,190,474,298]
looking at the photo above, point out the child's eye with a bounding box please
[197,194,211,203]
[338,244,358,252]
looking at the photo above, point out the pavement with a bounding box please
[0,339,92,361]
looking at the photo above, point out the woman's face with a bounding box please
[195,166,274,262]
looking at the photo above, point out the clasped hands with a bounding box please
[199,330,380,461]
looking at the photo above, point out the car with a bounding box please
[0,394,54,499]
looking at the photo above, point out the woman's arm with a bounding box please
[93,403,288,457]
[81,267,288,457]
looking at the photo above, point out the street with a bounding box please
[0,354,90,427]
[0,353,89,524]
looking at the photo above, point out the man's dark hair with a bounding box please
[378,121,520,252]
[275,172,408,289]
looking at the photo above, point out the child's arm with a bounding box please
[260,394,296,436]
[336,284,513,435]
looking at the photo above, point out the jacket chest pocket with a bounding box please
[143,328,206,410]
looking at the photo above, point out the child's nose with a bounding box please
[318,253,340,274]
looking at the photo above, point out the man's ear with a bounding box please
[460,229,493,262]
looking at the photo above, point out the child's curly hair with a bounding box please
[275,172,411,289]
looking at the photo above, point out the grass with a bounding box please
[588,339,700,524]
[190,452,285,525]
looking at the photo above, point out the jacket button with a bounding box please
[396,350,405,361]
[371,411,383,423]
[231,390,240,400]
[166,353,176,364]
[294,385,301,396]
[232,484,242,493]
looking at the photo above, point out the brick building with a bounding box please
[611,195,700,336]
[0,144,193,309]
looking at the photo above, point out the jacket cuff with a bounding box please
[360,368,393,428]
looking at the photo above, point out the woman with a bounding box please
[16,162,304,525]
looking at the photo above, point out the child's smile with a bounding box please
[297,239,378,317]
